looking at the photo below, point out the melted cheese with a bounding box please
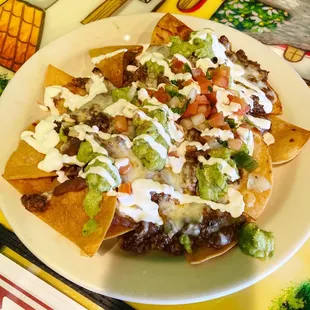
[166,141,209,174]
[104,98,138,118]
[108,179,245,225]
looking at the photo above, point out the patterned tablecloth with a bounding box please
[0,1,309,309]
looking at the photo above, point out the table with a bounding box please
[0,1,309,309]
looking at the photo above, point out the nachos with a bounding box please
[3,14,309,262]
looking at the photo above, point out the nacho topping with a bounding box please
[6,14,308,260]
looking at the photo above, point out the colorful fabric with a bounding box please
[212,0,291,33]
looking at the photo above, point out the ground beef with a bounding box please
[120,209,246,256]
[86,111,111,132]
[219,35,268,83]
[157,73,170,85]
[121,222,183,255]
[53,177,87,196]
[219,35,231,52]
[61,137,81,156]
[62,165,81,178]
[54,121,62,133]
[185,149,209,163]
[21,194,48,213]
[92,67,101,75]
[67,77,89,90]
[250,95,266,117]
[132,65,148,83]
[111,213,137,228]
[191,210,246,249]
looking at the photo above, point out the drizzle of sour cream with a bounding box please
[91,49,128,64]
[108,179,245,225]
[201,127,234,141]
[44,74,108,115]
[198,156,239,181]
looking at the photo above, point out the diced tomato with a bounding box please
[192,68,205,79]
[147,89,154,96]
[194,94,209,105]
[228,95,250,115]
[212,66,230,89]
[206,91,217,104]
[171,58,185,74]
[208,112,225,128]
[209,105,218,117]
[195,76,213,94]
[153,87,171,104]
[119,163,132,175]
[197,104,211,118]
[183,79,193,87]
[118,183,132,194]
[168,151,179,158]
[114,116,128,132]
[182,100,198,118]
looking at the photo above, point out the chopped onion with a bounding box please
[195,122,208,131]
[229,89,239,97]
[188,88,198,103]
[180,118,194,130]
[127,85,137,102]
[247,174,271,192]
[228,138,242,151]
[190,113,206,126]
[169,96,181,108]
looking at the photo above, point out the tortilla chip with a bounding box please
[104,224,134,240]
[8,177,58,195]
[36,190,116,256]
[3,138,56,181]
[267,82,282,115]
[268,116,310,164]
[89,45,143,88]
[239,130,273,220]
[185,241,237,264]
[44,64,74,88]
[151,13,193,45]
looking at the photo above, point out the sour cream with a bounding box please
[201,128,234,141]
[198,156,239,181]
[44,74,107,114]
[91,49,128,64]
[108,179,245,225]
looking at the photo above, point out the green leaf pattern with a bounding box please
[212,0,291,33]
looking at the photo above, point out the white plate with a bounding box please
[0,13,309,305]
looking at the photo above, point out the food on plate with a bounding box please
[238,223,274,259]
[2,14,309,262]
[267,115,310,164]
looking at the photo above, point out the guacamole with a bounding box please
[77,140,100,163]
[196,163,228,201]
[169,32,214,59]
[112,86,130,102]
[82,156,121,235]
[238,223,275,259]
